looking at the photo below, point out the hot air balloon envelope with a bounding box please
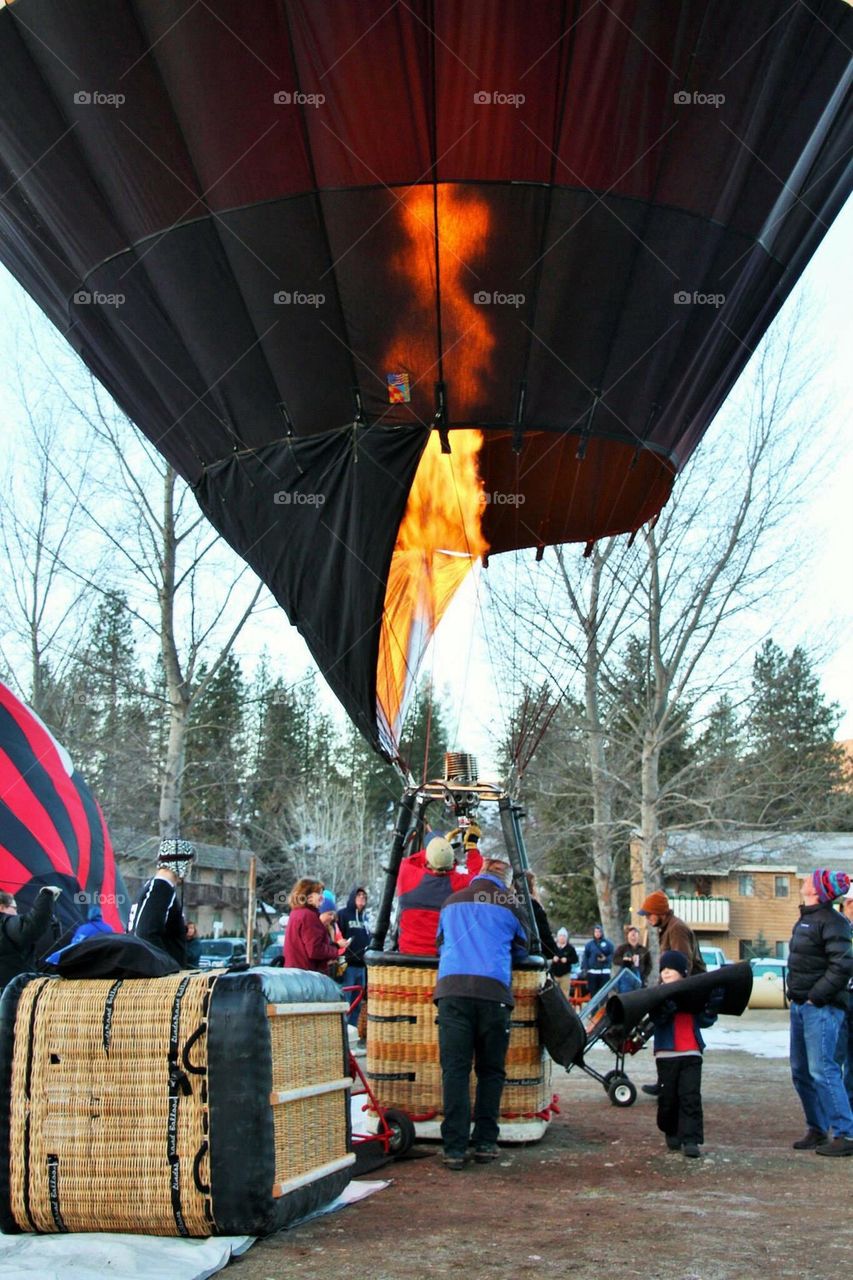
[0,0,850,757]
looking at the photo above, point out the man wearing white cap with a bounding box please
[396,828,482,955]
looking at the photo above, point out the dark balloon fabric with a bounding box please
[0,683,128,932]
[0,1,850,757]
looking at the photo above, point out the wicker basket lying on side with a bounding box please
[0,967,353,1236]
[364,954,551,1121]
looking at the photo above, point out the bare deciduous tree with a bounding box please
[492,311,825,931]
[0,406,99,718]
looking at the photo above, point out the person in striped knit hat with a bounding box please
[787,868,853,1157]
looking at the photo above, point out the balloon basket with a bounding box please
[363,953,553,1142]
[0,967,353,1235]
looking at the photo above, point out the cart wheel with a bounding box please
[601,1069,620,1088]
[383,1108,416,1156]
[607,1076,637,1108]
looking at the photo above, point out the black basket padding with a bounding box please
[248,966,349,1004]
[43,933,181,978]
[0,974,30,1233]
[207,969,349,1235]
[537,978,587,1067]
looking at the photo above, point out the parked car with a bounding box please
[699,946,728,971]
[748,957,788,1009]
[196,937,248,969]
[260,930,286,966]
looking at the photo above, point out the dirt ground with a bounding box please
[231,1010,850,1280]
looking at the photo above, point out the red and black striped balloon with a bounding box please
[0,683,127,932]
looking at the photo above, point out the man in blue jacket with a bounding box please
[581,923,614,998]
[434,856,529,1170]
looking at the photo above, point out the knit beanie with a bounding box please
[811,869,851,905]
[659,949,688,977]
[318,892,337,915]
[638,890,669,917]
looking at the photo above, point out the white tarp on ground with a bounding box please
[0,1180,388,1280]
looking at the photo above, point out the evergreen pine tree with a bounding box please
[64,591,157,831]
[397,680,451,783]
[744,639,846,828]
[694,694,747,821]
[182,653,247,844]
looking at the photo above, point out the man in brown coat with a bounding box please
[637,889,705,1096]
[638,890,706,975]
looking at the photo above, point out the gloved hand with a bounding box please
[464,822,481,848]
[39,885,63,901]
[652,997,678,1025]
[706,986,726,1014]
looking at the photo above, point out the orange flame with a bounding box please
[377,186,492,756]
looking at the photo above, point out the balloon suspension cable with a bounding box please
[421,663,434,786]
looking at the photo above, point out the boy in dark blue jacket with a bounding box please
[651,949,720,1159]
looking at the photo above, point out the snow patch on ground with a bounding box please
[586,1010,790,1060]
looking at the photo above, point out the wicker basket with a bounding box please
[0,967,353,1236]
[365,955,551,1122]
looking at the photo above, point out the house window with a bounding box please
[775,941,789,960]
[774,876,789,898]
[739,939,753,960]
[738,874,755,897]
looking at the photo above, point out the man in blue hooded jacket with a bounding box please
[434,856,529,1169]
[581,923,614,997]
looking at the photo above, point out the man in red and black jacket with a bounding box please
[396,828,482,956]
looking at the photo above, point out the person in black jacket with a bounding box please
[337,886,370,1034]
[522,870,557,960]
[128,839,195,967]
[787,868,853,1157]
[550,927,579,995]
[0,885,62,990]
[613,924,652,986]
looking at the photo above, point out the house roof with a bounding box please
[660,829,853,877]
[111,827,267,875]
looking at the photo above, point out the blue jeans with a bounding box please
[342,964,366,1027]
[790,1001,853,1139]
[834,1004,853,1110]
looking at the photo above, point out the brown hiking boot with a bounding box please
[814,1136,853,1157]
[792,1128,827,1150]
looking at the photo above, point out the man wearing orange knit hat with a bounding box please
[637,890,706,976]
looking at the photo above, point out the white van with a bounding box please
[699,945,728,970]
